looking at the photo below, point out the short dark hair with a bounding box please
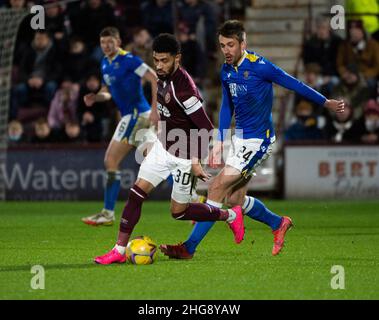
[217,20,246,42]
[100,27,121,39]
[35,117,48,126]
[152,33,181,55]
[35,30,51,38]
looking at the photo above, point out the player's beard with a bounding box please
[157,63,176,81]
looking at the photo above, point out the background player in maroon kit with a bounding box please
[94,34,245,265]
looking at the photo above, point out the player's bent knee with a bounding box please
[105,154,123,171]
[209,178,232,197]
[171,206,189,220]
[134,178,155,195]
[170,200,188,218]
[208,178,223,193]
[171,211,185,220]
[104,156,116,170]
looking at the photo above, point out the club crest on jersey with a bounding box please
[165,92,171,104]
[114,62,120,69]
[244,71,250,79]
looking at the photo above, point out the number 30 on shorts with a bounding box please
[174,169,191,185]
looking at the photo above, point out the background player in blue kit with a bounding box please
[82,27,159,226]
[160,20,345,258]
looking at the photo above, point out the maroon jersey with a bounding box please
[157,67,213,159]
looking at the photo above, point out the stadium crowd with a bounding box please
[3,0,379,146]
[285,15,379,145]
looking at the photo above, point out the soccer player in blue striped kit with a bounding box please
[160,20,345,257]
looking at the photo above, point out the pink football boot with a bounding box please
[94,248,127,265]
[228,206,245,244]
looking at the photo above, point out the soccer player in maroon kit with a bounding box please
[94,34,244,265]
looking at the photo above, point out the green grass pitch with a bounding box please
[0,200,378,300]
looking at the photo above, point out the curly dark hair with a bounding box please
[152,33,181,56]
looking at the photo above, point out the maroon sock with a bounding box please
[117,185,147,246]
[172,203,229,221]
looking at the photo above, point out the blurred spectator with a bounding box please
[331,66,371,120]
[346,0,379,38]
[140,0,174,37]
[208,0,224,26]
[11,30,62,120]
[48,80,79,130]
[301,63,328,96]
[177,22,206,85]
[7,120,27,145]
[30,117,60,143]
[7,0,25,9]
[70,0,117,61]
[61,121,84,143]
[63,37,99,83]
[121,0,143,29]
[77,74,106,142]
[303,16,342,79]
[294,64,327,120]
[323,100,358,143]
[125,27,154,104]
[44,0,68,48]
[105,0,126,17]
[10,0,35,64]
[355,99,379,144]
[178,0,217,54]
[125,27,154,68]
[337,20,379,90]
[285,100,324,141]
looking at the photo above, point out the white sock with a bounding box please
[206,199,223,208]
[102,209,115,217]
[242,196,255,215]
[114,244,126,255]
[227,209,236,223]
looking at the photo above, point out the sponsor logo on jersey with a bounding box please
[229,83,237,97]
[103,74,113,86]
[157,103,171,117]
[229,83,247,97]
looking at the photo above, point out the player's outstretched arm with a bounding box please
[84,85,111,107]
[260,59,327,107]
[268,62,345,114]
